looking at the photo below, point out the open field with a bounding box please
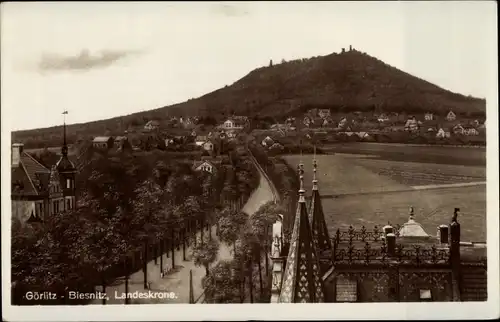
[284,154,409,196]
[321,142,486,167]
[321,186,486,242]
[283,146,486,242]
[352,158,486,186]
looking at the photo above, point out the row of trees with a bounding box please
[200,201,286,303]
[12,144,259,305]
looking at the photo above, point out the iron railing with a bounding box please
[332,241,450,266]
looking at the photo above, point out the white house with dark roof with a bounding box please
[377,113,389,122]
[446,110,456,121]
[92,136,114,149]
[202,140,215,152]
[144,120,160,131]
[193,160,218,174]
[436,128,451,138]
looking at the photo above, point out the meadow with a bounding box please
[321,186,486,242]
[283,143,487,242]
[320,142,486,166]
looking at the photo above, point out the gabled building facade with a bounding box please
[269,160,487,303]
[11,119,77,224]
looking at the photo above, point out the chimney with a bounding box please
[383,224,394,236]
[349,45,352,51]
[386,233,396,256]
[341,48,345,53]
[450,208,461,246]
[12,143,24,167]
[438,225,449,244]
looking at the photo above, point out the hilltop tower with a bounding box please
[278,163,325,303]
[56,111,77,210]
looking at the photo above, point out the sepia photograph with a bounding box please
[1,1,498,321]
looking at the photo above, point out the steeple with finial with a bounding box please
[278,159,324,303]
[308,146,332,266]
[56,111,77,208]
[56,111,75,173]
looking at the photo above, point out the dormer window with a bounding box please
[66,178,71,189]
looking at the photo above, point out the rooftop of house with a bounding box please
[12,151,51,196]
[146,120,160,126]
[93,136,112,143]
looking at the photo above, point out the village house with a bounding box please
[322,117,334,127]
[195,135,208,146]
[92,136,114,149]
[261,136,275,148]
[404,117,420,132]
[377,113,390,122]
[338,117,348,129]
[202,140,215,152]
[463,126,479,136]
[192,159,219,175]
[144,120,160,131]
[436,128,451,139]
[222,116,248,130]
[269,162,486,303]
[114,136,131,151]
[318,109,331,119]
[11,126,77,224]
[446,110,457,122]
[303,116,312,127]
[453,124,465,135]
[180,117,194,127]
[164,137,174,147]
[356,132,370,140]
[425,113,434,121]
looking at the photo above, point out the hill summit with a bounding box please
[165,48,485,118]
[13,48,485,147]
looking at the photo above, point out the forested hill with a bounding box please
[12,48,485,148]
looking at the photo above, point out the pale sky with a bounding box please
[1,1,497,131]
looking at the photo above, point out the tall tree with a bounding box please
[192,237,219,276]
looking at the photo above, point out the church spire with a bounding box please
[56,111,76,173]
[308,147,332,270]
[62,111,68,157]
[278,162,324,303]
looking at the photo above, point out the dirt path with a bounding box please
[411,181,486,190]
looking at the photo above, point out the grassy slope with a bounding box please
[322,186,486,242]
[13,50,485,148]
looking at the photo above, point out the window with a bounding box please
[335,276,357,302]
[53,201,58,214]
[35,202,43,217]
[419,289,432,301]
[66,199,71,210]
[66,179,71,189]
